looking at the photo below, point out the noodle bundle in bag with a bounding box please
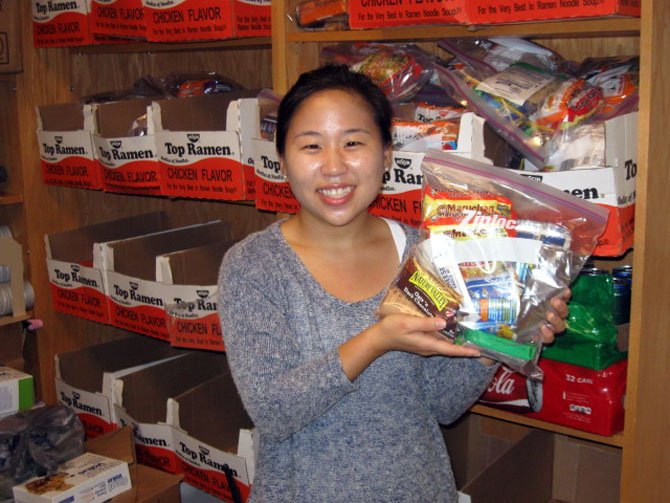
[378,150,608,379]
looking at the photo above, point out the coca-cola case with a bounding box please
[479,358,627,436]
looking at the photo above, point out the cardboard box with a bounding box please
[90,0,146,40]
[0,367,35,418]
[32,0,92,48]
[248,90,300,214]
[479,358,627,436]
[152,92,255,201]
[111,351,230,475]
[55,335,186,439]
[466,0,640,25]
[13,452,132,503]
[45,212,175,324]
[171,372,255,502]
[100,221,230,341]
[159,240,235,351]
[443,414,622,502]
[514,112,638,257]
[36,102,100,189]
[0,0,21,73]
[143,0,271,42]
[86,427,183,503]
[348,0,466,29]
[92,99,160,195]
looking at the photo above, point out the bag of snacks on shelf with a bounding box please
[438,37,565,74]
[577,55,640,121]
[320,43,435,102]
[377,150,608,379]
[162,71,243,98]
[434,38,605,168]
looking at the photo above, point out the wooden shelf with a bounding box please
[0,311,31,327]
[470,404,624,447]
[0,193,24,206]
[288,17,640,43]
[69,36,272,55]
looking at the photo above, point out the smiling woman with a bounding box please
[217,64,568,503]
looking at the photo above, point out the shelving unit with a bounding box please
[7,0,670,500]
[271,2,669,501]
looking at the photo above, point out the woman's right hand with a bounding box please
[373,314,482,358]
[339,313,481,382]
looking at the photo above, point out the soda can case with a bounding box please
[479,357,627,436]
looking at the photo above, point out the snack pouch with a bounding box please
[378,150,608,379]
[577,56,640,121]
[320,43,435,103]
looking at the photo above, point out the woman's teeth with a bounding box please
[319,187,352,198]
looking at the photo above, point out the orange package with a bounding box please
[295,0,348,28]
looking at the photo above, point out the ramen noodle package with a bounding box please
[378,150,608,379]
[577,56,640,121]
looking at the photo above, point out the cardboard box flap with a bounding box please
[36,102,93,131]
[56,335,183,390]
[86,425,136,466]
[129,464,182,503]
[115,351,229,424]
[174,372,252,452]
[46,212,170,263]
[154,92,248,132]
[94,99,155,137]
[107,221,230,280]
[460,429,554,503]
[156,239,235,285]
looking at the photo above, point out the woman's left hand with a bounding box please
[540,289,571,344]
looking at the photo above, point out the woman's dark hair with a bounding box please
[275,64,393,156]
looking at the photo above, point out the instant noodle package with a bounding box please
[378,150,608,379]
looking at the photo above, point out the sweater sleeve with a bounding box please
[218,243,357,442]
[422,356,499,425]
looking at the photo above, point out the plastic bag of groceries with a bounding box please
[0,406,85,499]
[435,38,605,168]
[377,150,608,379]
[320,42,435,103]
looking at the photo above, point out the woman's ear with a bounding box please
[383,147,392,173]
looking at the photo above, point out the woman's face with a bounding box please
[281,89,390,228]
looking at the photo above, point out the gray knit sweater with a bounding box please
[217,221,496,503]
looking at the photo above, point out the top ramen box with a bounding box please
[466,0,640,25]
[55,334,186,439]
[45,212,175,324]
[152,91,257,201]
[111,351,231,475]
[171,372,256,502]
[513,112,638,257]
[143,0,271,42]
[247,90,300,214]
[33,0,92,48]
[36,102,99,189]
[90,0,146,40]
[348,0,466,29]
[13,452,132,503]
[157,240,237,352]
[100,221,231,341]
[92,98,159,196]
[369,112,495,228]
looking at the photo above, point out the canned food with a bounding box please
[613,276,631,325]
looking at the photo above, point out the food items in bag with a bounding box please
[378,150,609,378]
[321,43,434,102]
[577,56,640,120]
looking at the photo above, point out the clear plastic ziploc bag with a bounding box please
[377,150,608,379]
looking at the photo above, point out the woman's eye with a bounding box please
[345,140,363,148]
[301,143,320,151]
